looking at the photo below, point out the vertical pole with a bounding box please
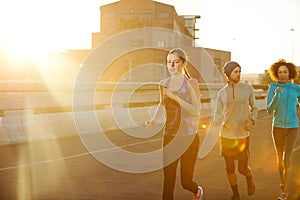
[290,28,294,62]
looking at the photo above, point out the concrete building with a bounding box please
[47,0,230,83]
[91,0,193,48]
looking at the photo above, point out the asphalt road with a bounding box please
[0,112,300,200]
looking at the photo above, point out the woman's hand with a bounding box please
[164,88,177,100]
[145,119,154,126]
[276,87,282,93]
[245,119,254,131]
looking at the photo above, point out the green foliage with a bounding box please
[260,69,272,84]
[294,76,300,84]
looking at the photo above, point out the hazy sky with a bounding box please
[0,0,299,73]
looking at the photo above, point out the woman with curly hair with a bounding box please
[267,59,300,200]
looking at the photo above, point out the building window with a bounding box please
[157,12,169,19]
[156,40,165,48]
[121,9,134,19]
[139,9,152,22]
[184,19,193,27]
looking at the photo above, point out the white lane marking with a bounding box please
[0,138,162,171]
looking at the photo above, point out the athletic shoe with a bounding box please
[277,192,289,200]
[246,175,255,196]
[193,186,204,200]
[247,181,255,196]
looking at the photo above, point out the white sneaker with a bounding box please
[277,192,289,200]
[193,186,204,200]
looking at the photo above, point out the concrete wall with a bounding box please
[0,81,268,145]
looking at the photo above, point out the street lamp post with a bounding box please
[290,28,294,62]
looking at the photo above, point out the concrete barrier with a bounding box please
[0,81,268,145]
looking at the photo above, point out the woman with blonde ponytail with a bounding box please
[146,48,203,200]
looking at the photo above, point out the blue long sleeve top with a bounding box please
[267,82,300,128]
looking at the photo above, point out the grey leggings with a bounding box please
[272,127,298,169]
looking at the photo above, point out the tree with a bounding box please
[260,69,272,84]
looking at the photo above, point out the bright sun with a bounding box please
[0,0,96,69]
[0,1,53,68]
[3,43,50,67]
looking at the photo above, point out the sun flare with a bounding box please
[2,42,50,67]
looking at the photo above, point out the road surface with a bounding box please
[0,111,299,200]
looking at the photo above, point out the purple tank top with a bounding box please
[163,77,198,136]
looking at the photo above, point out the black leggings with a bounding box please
[162,135,199,200]
[221,137,251,176]
[224,150,251,175]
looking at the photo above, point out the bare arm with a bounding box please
[145,82,165,126]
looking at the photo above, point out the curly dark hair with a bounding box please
[268,59,299,81]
